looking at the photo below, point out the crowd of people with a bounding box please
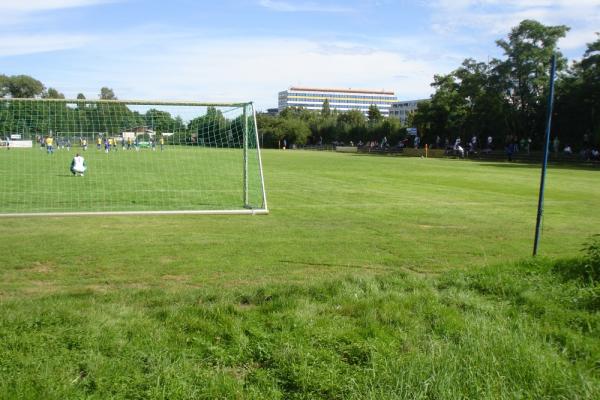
[37,135,167,155]
[348,133,600,162]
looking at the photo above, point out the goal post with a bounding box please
[0,98,268,216]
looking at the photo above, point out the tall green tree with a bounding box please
[0,74,9,97]
[4,75,45,98]
[555,34,600,147]
[145,109,177,134]
[321,99,331,116]
[43,88,65,99]
[99,87,117,100]
[367,104,383,123]
[494,19,569,138]
[76,93,86,100]
[337,109,365,127]
[428,73,469,139]
[454,58,508,140]
[579,35,600,144]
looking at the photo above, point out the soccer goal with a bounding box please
[0,98,268,216]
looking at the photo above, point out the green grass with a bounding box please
[0,150,599,399]
[0,146,264,212]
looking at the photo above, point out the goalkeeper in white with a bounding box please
[70,153,87,176]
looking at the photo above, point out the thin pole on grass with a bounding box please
[533,54,557,256]
[243,104,249,208]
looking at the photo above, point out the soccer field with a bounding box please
[0,150,599,398]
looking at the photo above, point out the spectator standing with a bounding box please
[454,137,464,158]
[381,136,388,148]
[519,137,526,154]
[506,141,515,161]
[553,137,560,154]
[583,132,590,148]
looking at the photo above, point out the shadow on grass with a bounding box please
[471,160,600,172]
[347,152,599,171]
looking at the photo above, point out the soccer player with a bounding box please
[97,137,102,150]
[160,136,165,151]
[45,136,54,154]
[70,153,86,176]
[81,138,88,151]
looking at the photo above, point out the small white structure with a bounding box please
[8,140,33,148]
[122,132,136,141]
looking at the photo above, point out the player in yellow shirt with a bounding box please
[96,137,102,150]
[160,136,165,151]
[45,136,54,154]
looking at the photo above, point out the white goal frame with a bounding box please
[0,98,268,217]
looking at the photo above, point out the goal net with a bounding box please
[0,99,268,216]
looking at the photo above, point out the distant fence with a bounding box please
[290,145,599,165]
[355,146,600,165]
[356,146,445,158]
[295,144,336,151]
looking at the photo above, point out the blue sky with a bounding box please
[1,0,599,110]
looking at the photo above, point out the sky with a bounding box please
[1,0,599,110]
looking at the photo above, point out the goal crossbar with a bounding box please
[3,98,252,108]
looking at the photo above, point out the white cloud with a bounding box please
[559,29,600,50]
[0,34,94,56]
[45,33,445,107]
[0,0,118,27]
[429,0,600,52]
[258,0,353,13]
[0,0,114,13]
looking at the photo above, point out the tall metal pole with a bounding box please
[243,104,249,208]
[533,54,557,256]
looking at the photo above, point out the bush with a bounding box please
[553,234,600,284]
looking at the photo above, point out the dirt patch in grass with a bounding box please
[22,280,61,296]
[29,261,56,274]
[158,256,179,265]
[161,274,190,282]
[222,363,260,381]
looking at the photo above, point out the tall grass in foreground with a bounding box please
[1,242,598,399]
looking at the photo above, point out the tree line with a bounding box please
[410,20,600,151]
[0,81,245,146]
[0,75,118,101]
[257,102,406,148]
